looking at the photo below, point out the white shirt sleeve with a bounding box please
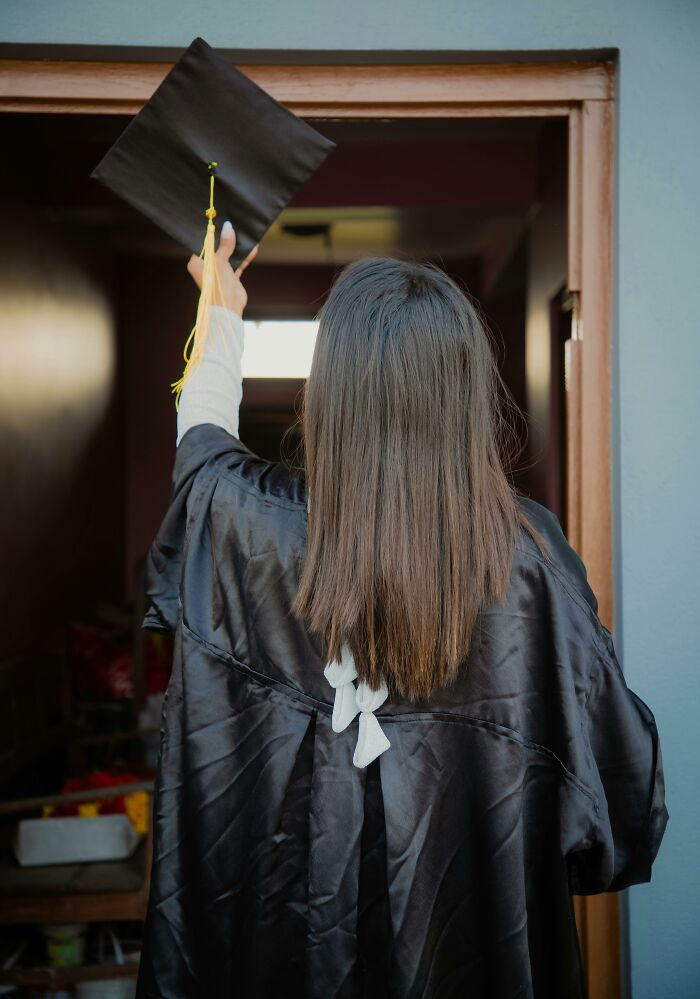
[175,304,245,446]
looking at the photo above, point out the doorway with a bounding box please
[0,56,617,999]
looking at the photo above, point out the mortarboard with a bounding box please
[90,36,336,403]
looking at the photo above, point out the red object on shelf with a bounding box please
[48,771,141,817]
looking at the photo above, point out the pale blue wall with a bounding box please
[3,2,699,996]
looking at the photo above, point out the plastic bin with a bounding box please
[14,815,139,867]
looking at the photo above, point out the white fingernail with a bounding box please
[222,220,233,237]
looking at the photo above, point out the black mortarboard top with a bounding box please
[90,36,336,270]
[90,36,336,404]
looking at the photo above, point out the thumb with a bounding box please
[217,219,237,261]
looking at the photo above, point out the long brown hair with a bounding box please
[293,256,551,701]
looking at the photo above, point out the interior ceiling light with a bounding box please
[281,221,334,265]
[281,223,331,238]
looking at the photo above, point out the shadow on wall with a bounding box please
[0,206,122,658]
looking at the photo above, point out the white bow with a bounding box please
[323,642,390,768]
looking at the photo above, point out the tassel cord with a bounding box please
[171,163,236,410]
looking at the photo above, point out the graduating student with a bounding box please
[93,38,667,999]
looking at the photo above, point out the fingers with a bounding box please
[217,219,237,262]
[235,243,259,278]
[187,253,204,288]
[188,222,258,293]
[218,219,258,275]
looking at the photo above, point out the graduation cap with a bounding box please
[90,36,336,404]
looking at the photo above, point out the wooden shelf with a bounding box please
[0,827,152,924]
[0,960,139,987]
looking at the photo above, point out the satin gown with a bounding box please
[135,422,667,999]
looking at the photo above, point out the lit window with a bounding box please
[242,320,319,378]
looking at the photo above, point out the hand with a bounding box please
[187,220,259,318]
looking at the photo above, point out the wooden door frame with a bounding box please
[0,56,618,998]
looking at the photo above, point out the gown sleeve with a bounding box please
[565,622,669,894]
[175,304,245,445]
[141,305,246,633]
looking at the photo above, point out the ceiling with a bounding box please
[2,112,567,297]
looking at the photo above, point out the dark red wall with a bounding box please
[0,208,123,658]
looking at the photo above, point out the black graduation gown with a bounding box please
[135,423,668,999]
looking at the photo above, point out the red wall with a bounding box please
[0,208,123,658]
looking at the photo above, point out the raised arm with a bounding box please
[177,220,258,446]
[176,304,245,445]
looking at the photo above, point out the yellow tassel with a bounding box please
[171,162,231,410]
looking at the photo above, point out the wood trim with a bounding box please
[567,107,583,292]
[0,98,582,117]
[565,334,583,550]
[0,54,619,998]
[578,99,615,627]
[0,58,614,115]
[572,98,618,999]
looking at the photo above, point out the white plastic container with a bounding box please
[13,815,139,867]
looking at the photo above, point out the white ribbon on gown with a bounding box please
[323,642,391,768]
